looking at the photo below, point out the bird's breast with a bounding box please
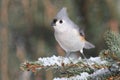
[54,30,85,52]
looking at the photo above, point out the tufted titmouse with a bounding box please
[51,7,95,58]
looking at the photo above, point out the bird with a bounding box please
[51,7,95,58]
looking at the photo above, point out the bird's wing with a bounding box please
[73,24,85,37]
[79,27,85,37]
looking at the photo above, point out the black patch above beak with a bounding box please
[51,19,57,26]
[51,22,56,26]
[53,19,57,23]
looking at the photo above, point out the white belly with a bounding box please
[55,31,84,52]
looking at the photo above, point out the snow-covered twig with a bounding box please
[20,55,120,80]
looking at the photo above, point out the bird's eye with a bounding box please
[59,20,63,24]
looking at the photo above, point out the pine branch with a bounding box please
[20,30,120,80]
[20,55,120,80]
[104,31,120,60]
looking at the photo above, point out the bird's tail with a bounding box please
[84,41,95,49]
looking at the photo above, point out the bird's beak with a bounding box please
[51,22,56,27]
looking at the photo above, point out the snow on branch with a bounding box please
[20,55,120,80]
